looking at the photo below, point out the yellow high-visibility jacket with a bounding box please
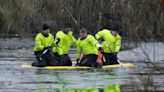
[76,35,101,58]
[53,31,76,55]
[33,33,54,52]
[95,29,121,53]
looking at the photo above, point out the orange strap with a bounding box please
[97,51,103,65]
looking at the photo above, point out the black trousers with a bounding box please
[32,51,58,67]
[54,53,72,66]
[103,53,119,65]
[78,54,100,67]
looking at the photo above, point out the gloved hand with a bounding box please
[98,37,104,44]
[98,47,104,53]
[55,38,60,44]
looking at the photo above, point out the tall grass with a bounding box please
[0,0,163,40]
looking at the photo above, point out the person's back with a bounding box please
[95,29,121,53]
[54,31,76,54]
[53,23,76,66]
[95,28,121,65]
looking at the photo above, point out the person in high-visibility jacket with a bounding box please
[53,23,76,66]
[76,28,103,67]
[95,27,121,65]
[32,24,58,67]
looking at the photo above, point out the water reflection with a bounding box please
[32,69,122,92]
[35,84,120,92]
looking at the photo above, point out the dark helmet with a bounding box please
[42,24,49,30]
